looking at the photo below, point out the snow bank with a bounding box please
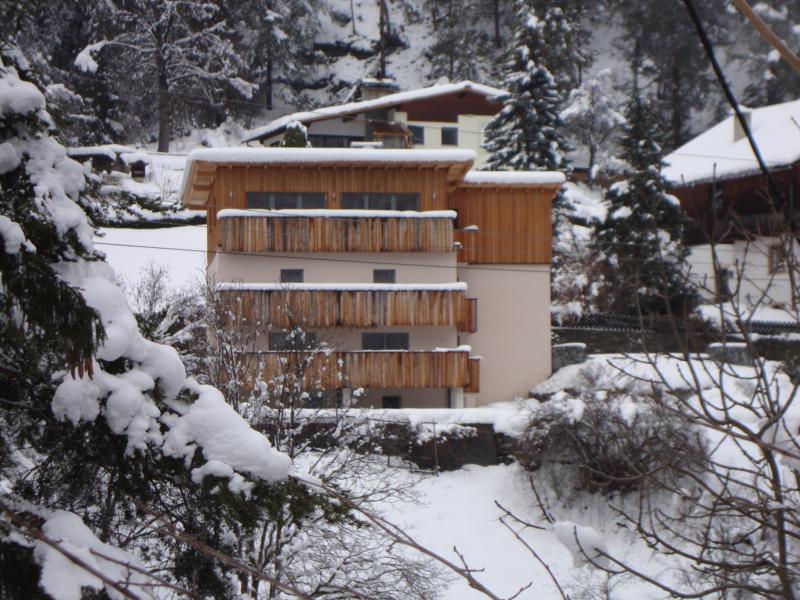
[462,170,565,186]
[553,521,611,569]
[217,208,457,219]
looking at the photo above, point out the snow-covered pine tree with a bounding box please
[533,0,593,97]
[76,0,255,152]
[482,1,570,172]
[592,90,697,315]
[561,69,626,183]
[0,53,292,598]
[229,0,320,113]
[281,120,312,147]
[739,0,800,106]
[425,0,490,82]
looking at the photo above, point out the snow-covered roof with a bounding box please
[217,208,457,219]
[664,99,800,186]
[242,80,507,143]
[216,282,467,292]
[186,147,475,166]
[461,170,565,186]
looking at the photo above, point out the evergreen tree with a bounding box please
[607,0,731,149]
[593,91,697,315]
[425,0,490,82]
[482,2,570,172]
[0,53,291,598]
[281,120,311,147]
[738,1,800,107]
[533,0,593,97]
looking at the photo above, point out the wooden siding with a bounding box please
[206,164,458,258]
[224,288,476,332]
[465,358,480,394]
[450,186,554,264]
[219,214,455,253]
[253,349,474,389]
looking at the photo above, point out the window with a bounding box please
[441,127,458,146]
[373,269,396,284]
[409,125,425,145]
[769,245,788,274]
[382,395,401,409]
[269,331,317,351]
[245,192,325,210]
[362,332,409,350]
[341,193,419,211]
[280,269,304,283]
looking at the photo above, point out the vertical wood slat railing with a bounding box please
[223,288,478,333]
[219,214,455,253]
[250,350,476,390]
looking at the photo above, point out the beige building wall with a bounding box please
[395,111,493,167]
[459,264,551,407]
[208,252,458,285]
[353,387,450,409]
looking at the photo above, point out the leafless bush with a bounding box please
[519,368,706,496]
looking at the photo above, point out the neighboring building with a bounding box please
[242,80,507,167]
[180,147,564,408]
[664,100,800,308]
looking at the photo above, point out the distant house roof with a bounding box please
[242,81,507,144]
[664,99,800,187]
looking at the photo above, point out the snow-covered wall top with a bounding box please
[217,208,457,219]
[462,170,566,186]
[67,144,138,159]
[187,147,476,166]
[663,99,800,186]
[217,282,468,292]
[242,80,507,142]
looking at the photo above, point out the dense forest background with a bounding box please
[3,0,799,153]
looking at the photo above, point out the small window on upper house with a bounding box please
[769,245,788,274]
[373,269,396,284]
[362,332,409,350]
[269,331,317,351]
[340,193,419,211]
[409,125,425,145]
[441,127,458,146]
[280,269,304,283]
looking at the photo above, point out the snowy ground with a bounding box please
[95,225,206,291]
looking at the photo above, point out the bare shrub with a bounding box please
[519,367,706,495]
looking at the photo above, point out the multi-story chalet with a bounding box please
[242,80,506,167]
[180,148,563,409]
[664,100,800,308]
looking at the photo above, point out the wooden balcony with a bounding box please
[221,286,477,333]
[252,349,477,390]
[218,211,455,253]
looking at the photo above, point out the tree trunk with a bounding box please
[157,63,171,153]
[378,0,388,78]
[266,55,274,111]
[493,0,501,47]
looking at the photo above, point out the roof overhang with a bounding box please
[179,148,477,208]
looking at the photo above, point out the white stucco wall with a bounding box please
[688,237,799,308]
[394,111,493,167]
[209,252,458,285]
[459,264,551,407]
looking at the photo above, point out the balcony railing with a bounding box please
[250,349,477,391]
[218,210,455,253]
[220,285,477,333]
